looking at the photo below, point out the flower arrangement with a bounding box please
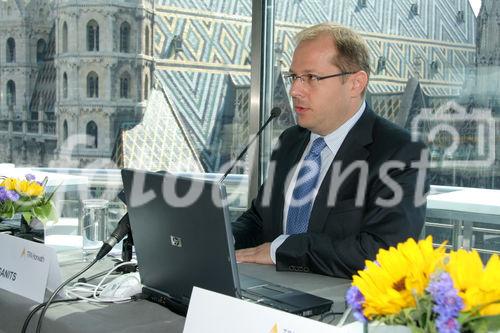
[346,236,500,333]
[0,174,58,224]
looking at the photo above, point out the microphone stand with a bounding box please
[220,107,281,183]
[119,229,136,273]
[77,232,136,283]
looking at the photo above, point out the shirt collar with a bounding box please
[311,101,366,151]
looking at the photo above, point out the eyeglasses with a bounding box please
[284,72,355,86]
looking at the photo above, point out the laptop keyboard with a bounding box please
[241,289,295,313]
[246,285,285,298]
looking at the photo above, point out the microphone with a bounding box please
[220,107,281,183]
[95,213,130,260]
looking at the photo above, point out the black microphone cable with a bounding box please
[35,258,98,333]
[30,201,132,331]
[21,298,78,333]
[220,107,281,183]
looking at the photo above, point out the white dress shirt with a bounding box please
[270,102,366,263]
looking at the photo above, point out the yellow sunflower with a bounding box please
[1,177,44,198]
[352,236,447,319]
[16,180,44,197]
[480,254,500,316]
[446,251,500,316]
[0,177,18,191]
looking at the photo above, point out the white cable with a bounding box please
[336,307,352,327]
[94,261,140,302]
[64,261,138,304]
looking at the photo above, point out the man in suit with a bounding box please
[232,23,429,279]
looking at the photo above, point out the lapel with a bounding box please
[308,107,377,233]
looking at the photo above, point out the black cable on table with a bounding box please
[319,310,342,324]
[35,258,98,333]
[21,298,78,333]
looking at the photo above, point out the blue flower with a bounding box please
[436,316,460,333]
[6,190,20,202]
[433,289,463,318]
[0,187,18,202]
[427,272,463,333]
[346,286,367,322]
[427,272,454,295]
[0,186,7,202]
[25,173,36,181]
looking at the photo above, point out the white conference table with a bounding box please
[0,253,351,333]
[426,188,500,250]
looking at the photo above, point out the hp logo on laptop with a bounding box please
[170,236,183,248]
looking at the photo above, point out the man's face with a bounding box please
[290,34,359,136]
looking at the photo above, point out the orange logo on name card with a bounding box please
[268,323,278,333]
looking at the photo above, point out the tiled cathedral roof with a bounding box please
[147,0,477,171]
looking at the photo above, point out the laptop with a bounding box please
[121,168,333,317]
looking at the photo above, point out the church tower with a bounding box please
[54,0,154,167]
[475,0,500,109]
[0,0,54,165]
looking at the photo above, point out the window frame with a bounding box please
[6,37,15,63]
[87,19,100,52]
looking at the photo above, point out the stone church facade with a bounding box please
[55,0,154,168]
[0,0,154,167]
[0,0,54,165]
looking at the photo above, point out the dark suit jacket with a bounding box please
[232,106,429,279]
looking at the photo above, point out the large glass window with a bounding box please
[0,0,497,260]
[257,0,499,258]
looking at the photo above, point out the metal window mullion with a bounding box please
[248,0,275,206]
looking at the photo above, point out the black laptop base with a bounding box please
[144,280,332,318]
[240,274,333,317]
[142,287,188,317]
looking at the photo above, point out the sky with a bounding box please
[469,0,481,16]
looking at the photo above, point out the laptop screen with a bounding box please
[121,169,241,305]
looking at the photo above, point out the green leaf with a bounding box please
[22,212,32,222]
[47,201,58,223]
[32,201,58,223]
[45,183,61,203]
[464,315,500,333]
[1,202,16,219]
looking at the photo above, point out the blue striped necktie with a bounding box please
[286,137,327,234]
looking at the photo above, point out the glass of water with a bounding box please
[79,199,109,260]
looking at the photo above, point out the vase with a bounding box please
[0,215,22,234]
[17,215,45,243]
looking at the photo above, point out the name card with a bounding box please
[184,287,351,333]
[0,234,62,303]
